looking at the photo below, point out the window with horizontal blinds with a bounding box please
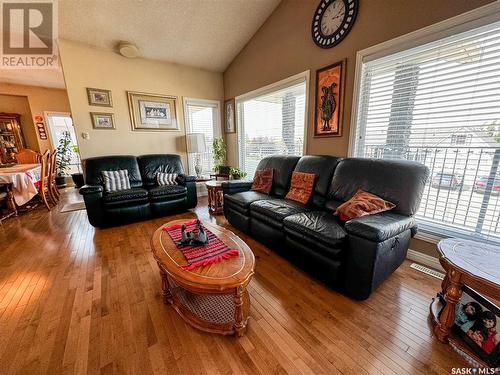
[237,76,307,178]
[352,20,500,243]
[184,99,220,175]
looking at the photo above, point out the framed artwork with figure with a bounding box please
[224,99,235,133]
[314,59,345,137]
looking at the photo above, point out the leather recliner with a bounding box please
[80,154,197,227]
[222,155,429,300]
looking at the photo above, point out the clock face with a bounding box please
[312,0,358,49]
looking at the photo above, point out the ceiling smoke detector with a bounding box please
[118,42,139,58]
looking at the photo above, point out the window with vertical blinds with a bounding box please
[237,75,307,178]
[352,20,500,243]
[184,99,220,175]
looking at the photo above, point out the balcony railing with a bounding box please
[364,145,500,242]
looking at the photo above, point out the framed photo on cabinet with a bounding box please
[314,59,345,137]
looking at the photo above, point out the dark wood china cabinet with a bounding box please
[0,113,25,164]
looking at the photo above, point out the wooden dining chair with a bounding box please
[15,149,41,164]
[0,182,17,226]
[38,150,52,211]
[48,149,60,203]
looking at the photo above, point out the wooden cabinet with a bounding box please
[0,113,25,164]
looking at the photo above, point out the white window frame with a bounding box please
[235,71,310,169]
[348,1,500,243]
[182,97,221,175]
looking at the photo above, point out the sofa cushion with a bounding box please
[254,155,300,197]
[284,211,346,248]
[156,172,178,186]
[251,169,273,194]
[344,213,415,242]
[328,158,429,216]
[293,155,342,207]
[250,198,310,222]
[102,170,131,192]
[285,172,315,204]
[137,154,185,187]
[103,188,149,208]
[225,191,269,210]
[335,189,396,221]
[84,155,143,188]
[324,199,344,212]
[148,185,187,202]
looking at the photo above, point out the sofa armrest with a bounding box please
[176,174,197,185]
[79,184,103,195]
[176,175,197,208]
[78,185,105,227]
[342,212,416,300]
[344,213,415,242]
[222,180,253,195]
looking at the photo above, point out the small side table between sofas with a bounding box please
[206,180,224,215]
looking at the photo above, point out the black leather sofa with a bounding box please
[80,154,197,227]
[223,155,429,300]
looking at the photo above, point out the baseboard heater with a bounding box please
[409,263,445,280]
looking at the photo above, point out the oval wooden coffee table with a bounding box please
[151,219,255,336]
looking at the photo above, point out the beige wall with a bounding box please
[0,83,71,152]
[58,40,224,168]
[224,0,494,165]
[223,0,494,258]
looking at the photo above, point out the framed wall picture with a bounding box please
[90,112,115,130]
[224,98,235,133]
[314,59,345,137]
[87,88,113,107]
[445,286,500,367]
[127,91,179,131]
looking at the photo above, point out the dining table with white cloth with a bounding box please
[0,164,41,206]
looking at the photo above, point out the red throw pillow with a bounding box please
[335,189,396,221]
[251,169,273,194]
[286,172,315,204]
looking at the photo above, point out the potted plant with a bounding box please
[70,145,84,188]
[229,167,247,180]
[55,131,73,187]
[212,137,229,175]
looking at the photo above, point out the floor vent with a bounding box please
[410,263,445,280]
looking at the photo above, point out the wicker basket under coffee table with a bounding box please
[151,220,255,336]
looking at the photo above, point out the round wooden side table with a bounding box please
[206,180,224,215]
[430,238,500,367]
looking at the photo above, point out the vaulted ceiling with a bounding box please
[58,0,281,72]
[0,0,281,89]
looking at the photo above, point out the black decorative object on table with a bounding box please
[177,219,209,247]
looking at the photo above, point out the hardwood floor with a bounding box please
[0,189,468,374]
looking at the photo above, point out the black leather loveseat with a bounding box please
[80,154,197,227]
[223,155,429,300]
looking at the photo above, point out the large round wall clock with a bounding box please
[312,0,359,49]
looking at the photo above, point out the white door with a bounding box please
[45,112,81,174]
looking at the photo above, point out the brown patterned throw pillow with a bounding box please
[251,169,273,194]
[335,189,396,221]
[285,172,316,204]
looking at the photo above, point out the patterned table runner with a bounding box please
[163,219,239,270]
